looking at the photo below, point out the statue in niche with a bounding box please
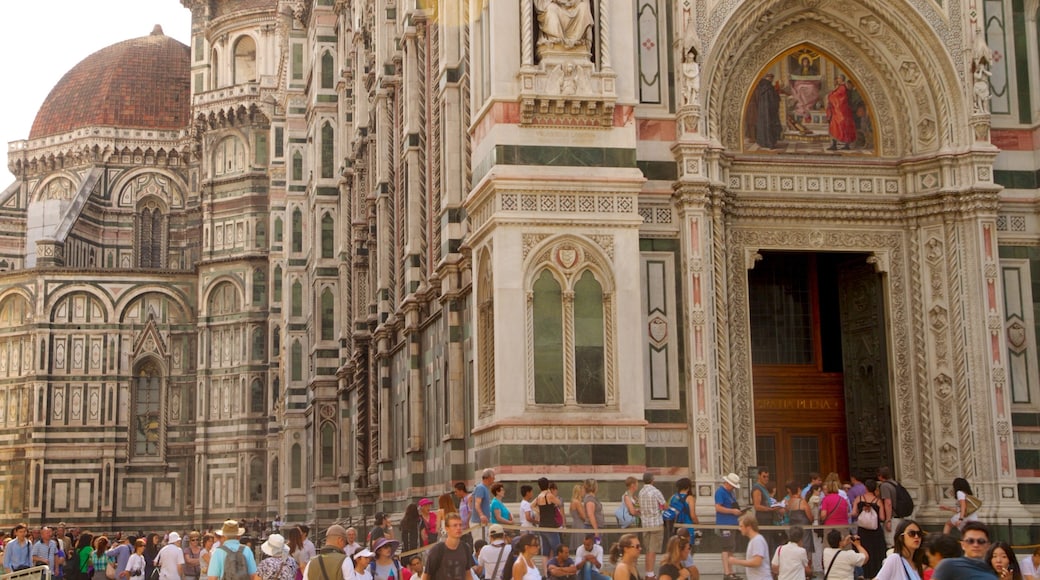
[534,0,594,54]
[680,19,701,106]
[972,29,993,114]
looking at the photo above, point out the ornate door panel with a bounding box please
[838,258,894,478]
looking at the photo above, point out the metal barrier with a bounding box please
[1,565,51,580]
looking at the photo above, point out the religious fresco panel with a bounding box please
[742,45,876,155]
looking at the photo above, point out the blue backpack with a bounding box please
[662,492,692,525]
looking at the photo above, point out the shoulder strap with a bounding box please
[317,555,332,580]
[490,544,506,580]
[823,551,842,580]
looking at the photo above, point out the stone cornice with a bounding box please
[9,129,192,177]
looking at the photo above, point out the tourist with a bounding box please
[91,536,113,580]
[533,477,562,557]
[299,526,316,563]
[874,520,925,580]
[106,535,134,580]
[583,480,604,543]
[199,535,215,579]
[1016,546,1040,580]
[127,540,147,580]
[5,523,33,572]
[940,477,979,533]
[423,514,471,580]
[568,484,588,550]
[638,472,667,579]
[156,532,185,580]
[728,513,770,580]
[490,484,514,525]
[820,530,867,580]
[256,534,297,580]
[343,529,362,558]
[714,473,742,580]
[510,535,541,580]
[854,479,887,578]
[923,534,962,580]
[400,503,424,553]
[519,486,536,530]
[419,498,437,545]
[184,532,202,580]
[370,537,402,580]
[32,526,62,573]
[658,535,695,580]
[206,520,258,580]
[770,526,809,580]
[575,534,609,580]
[608,534,641,580]
[989,542,1023,580]
[301,525,351,580]
[368,514,393,549]
[546,544,578,580]
[476,524,510,580]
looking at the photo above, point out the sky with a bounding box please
[0,1,193,184]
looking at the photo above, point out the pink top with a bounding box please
[820,493,849,525]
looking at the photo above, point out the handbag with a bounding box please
[615,493,637,528]
[964,494,982,516]
[553,504,564,527]
[106,561,118,580]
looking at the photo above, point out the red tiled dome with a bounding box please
[29,26,190,140]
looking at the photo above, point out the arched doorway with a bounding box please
[748,251,894,482]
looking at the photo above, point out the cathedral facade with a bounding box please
[2,0,1040,533]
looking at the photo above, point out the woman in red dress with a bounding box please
[827,75,857,150]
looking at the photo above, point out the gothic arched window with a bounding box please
[574,270,606,404]
[248,456,264,501]
[532,270,564,404]
[321,123,335,179]
[292,208,303,253]
[291,339,302,381]
[320,422,336,478]
[321,287,335,341]
[321,213,335,258]
[321,51,335,89]
[250,378,265,413]
[290,443,302,488]
[291,280,303,317]
[137,201,165,269]
[273,265,283,302]
[132,359,163,457]
[252,269,266,304]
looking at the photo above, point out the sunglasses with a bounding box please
[963,538,989,546]
[902,530,923,539]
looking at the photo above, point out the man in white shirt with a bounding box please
[729,513,772,580]
[820,530,868,580]
[155,533,186,580]
[770,527,810,580]
[574,534,610,580]
[476,525,511,580]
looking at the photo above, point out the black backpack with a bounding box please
[892,481,914,518]
[64,548,82,580]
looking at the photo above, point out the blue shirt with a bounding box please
[106,544,132,575]
[4,538,33,570]
[715,486,739,526]
[490,497,511,524]
[32,540,58,570]
[206,540,257,579]
[472,483,491,522]
[933,558,998,580]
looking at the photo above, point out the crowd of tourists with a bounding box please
[0,466,1028,580]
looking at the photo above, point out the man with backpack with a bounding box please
[301,525,353,580]
[206,521,257,580]
[877,467,913,548]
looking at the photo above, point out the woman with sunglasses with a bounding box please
[512,534,543,580]
[874,520,925,580]
[609,534,642,580]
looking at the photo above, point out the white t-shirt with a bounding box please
[745,534,772,580]
[820,548,866,580]
[1019,555,1037,578]
[156,544,186,580]
[477,541,512,580]
[574,544,604,570]
[520,500,534,528]
[771,542,808,580]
